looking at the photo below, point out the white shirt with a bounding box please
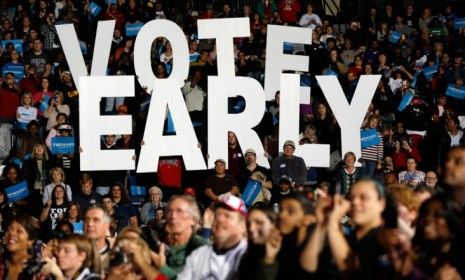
[16,106,37,124]
[298,13,322,29]
[182,81,206,112]
[450,130,463,147]
[177,240,247,280]
[42,182,73,205]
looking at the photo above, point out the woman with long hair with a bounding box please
[413,194,465,278]
[257,193,317,279]
[238,202,278,279]
[40,184,69,235]
[109,182,138,226]
[325,179,388,278]
[65,201,84,234]
[22,142,52,218]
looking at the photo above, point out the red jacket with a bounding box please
[278,0,301,24]
[0,87,20,120]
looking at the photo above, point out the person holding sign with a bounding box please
[361,115,384,177]
[0,164,27,220]
[238,149,272,205]
[33,77,54,128]
[1,49,25,83]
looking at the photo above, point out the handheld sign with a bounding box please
[361,129,380,149]
[125,23,143,37]
[89,2,102,17]
[398,91,414,112]
[39,95,51,113]
[389,31,402,44]
[2,63,25,81]
[242,178,262,207]
[423,65,438,81]
[446,84,465,100]
[1,39,23,53]
[51,137,75,154]
[5,181,29,203]
[454,18,465,29]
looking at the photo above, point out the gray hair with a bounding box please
[148,186,163,200]
[167,195,201,231]
[86,204,112,224]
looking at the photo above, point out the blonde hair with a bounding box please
[20,92,33,106]
[49,167,65,182]
[31,143,49,160]
[54,90,64,103]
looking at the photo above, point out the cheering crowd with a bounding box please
[1,0,465,279]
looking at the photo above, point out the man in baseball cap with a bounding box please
[271,139,307,188]
[177,193,247,279]
[204,158,239,203]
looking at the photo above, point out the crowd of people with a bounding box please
[1,0,465,279]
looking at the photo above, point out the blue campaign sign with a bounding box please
[446,84,465,100]
[454,17,465,29]
[130,185,146,196]
[1,39,24,53]
[89,2,102,17]
[324,67,338,76]
[397,91,414,112]
[5,181,29,203]
[39,95,50,113]
[51,137,75,154]
[389,31,402,44]
[106,0,116,4]
[2,63,25,81]
[361,129,380,149]
[423,65,438,81]
[242,179,262,207]
[125,23,143,37]
[283,42,294,52]
[166,111,175,133]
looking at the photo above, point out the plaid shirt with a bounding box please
[40,24,58,50]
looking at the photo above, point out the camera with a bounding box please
[19,241,47,280]
[109,246,129,267]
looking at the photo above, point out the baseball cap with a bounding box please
[214,158,226,165]
[57,124,72,131]
[244,148,256,155]
[184,187,196,196]
[279,175,294,184]
[215,194,247,216]
[283,140,296,149]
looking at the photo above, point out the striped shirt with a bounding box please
[361,131,384,162]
